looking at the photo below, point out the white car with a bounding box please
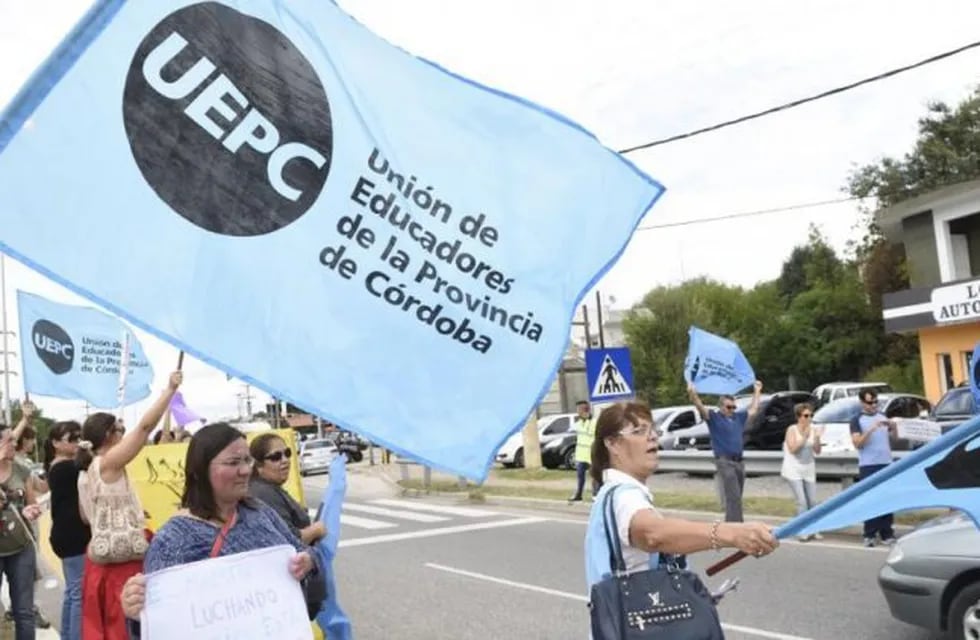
[812,381,891,408]
[811,393,932,453]
[496,412,576,467]
[298,438,339,476]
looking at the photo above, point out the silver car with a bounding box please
[298,438,339,476]
[878,512,980,639]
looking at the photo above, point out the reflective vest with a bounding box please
[574,416,597,464]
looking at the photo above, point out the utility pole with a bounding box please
[236,384,254,420]
[595,290,606,349]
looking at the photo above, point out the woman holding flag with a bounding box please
[76,371,182,640]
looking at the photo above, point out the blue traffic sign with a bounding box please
[585,347,634,402]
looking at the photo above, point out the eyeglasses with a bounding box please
[214,456,254,469]
[800,413,812,418]
[263,448,292,462]
[862,399,878,406]
[618,424,656,439]
[723,404,736,411]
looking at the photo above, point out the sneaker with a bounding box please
[567,496,582,504]
[881,537,897,546]
[863,537,876,548]
[3,610,10,622]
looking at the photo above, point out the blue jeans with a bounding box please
[784,478,818,515]
[61,554,85,640]
[0,546,36,640]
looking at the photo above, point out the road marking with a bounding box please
[369,499,497,518]
[344,503,449,523]
[782,538,889,553]
[425,563,814,640]
[340,514,398,530]
[339,517,544,548]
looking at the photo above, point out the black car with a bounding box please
[930,384,976,434]
[739,391,818,450]
[541,432,577,469]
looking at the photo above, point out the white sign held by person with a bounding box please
[141,545,312,640]
[894,418,943,444]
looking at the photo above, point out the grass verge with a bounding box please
[397,480,947,525]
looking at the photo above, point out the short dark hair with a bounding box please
[576,400,589,406]
[719,395,736,404]
[859,387,879,403]
[181,422,252,522]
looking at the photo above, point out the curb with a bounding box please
[365,466,917,539]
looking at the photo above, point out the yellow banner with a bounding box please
[129,428,307,531]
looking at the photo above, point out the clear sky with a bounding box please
[1,0,979,422]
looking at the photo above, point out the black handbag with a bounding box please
[589,486,725,639]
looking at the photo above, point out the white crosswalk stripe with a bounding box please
[368,499,497,518]
[343,503,449,523]
[339,513,398,530]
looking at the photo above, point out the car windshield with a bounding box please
[652,408,673,427]
[813,397,862,423]
[934,388,976,416]
[303,440,332,450]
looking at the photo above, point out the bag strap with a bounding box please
[210,509,238,558]
[601,485,627,574]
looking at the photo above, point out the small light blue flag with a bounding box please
[314,453,352,640]
[683,326,755,395]
[0,0,663,481]
[778,416,980,538]
[969,343,980,408]
[17,290,154,408]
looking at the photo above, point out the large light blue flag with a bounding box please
[778,416,980,538]
[314,453,352,640]
[0,1,663,479]
[683,326,755,395]
[17,291,154,408]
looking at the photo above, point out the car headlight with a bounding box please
[886,544,904,565]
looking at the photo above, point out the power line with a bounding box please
[618,39,980,154]
[634,196,859,231]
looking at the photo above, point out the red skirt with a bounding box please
[81,530,152,640]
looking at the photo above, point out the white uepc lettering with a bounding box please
[142,31,326,201]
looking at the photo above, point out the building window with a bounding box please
[938,353,955,393]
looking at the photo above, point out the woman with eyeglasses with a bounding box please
[118,423,324,632]
[780,403,823,541]
[248,433,326,544]
[43,420,90,640]
[76,371,182,640]
[585,402,777,606]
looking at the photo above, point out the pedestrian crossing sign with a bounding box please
[585,347,634,402]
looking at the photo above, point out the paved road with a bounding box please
[304,470,940,640]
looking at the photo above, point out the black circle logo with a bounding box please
[123,2,333,236]
[32,320,74,375]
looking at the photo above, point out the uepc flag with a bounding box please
[684,326,755,395]
[17,291,154,408]
[0,1,663,480]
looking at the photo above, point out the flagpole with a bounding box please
[0,254,11,425]
[161,351,184,442]
[116,330,132,419]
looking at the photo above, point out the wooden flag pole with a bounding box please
[176,350,184,371]
[160,351,184,444]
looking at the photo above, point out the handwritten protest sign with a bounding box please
[141,545,312,640]
[895,418,943,444]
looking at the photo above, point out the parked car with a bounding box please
[298,438,339,476]
[812,381,892,408]
[324,430,368,462]
[811,393,933,453]
[496,413,575,468]
[655,405,709,451]
[878,511,980,639]
[931,384,977,434]
[541,431,577,469]
[661,392,816,452]
[741,391,818,450]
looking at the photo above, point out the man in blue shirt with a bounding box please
[849,387,898,547]
[689,380,763,522]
